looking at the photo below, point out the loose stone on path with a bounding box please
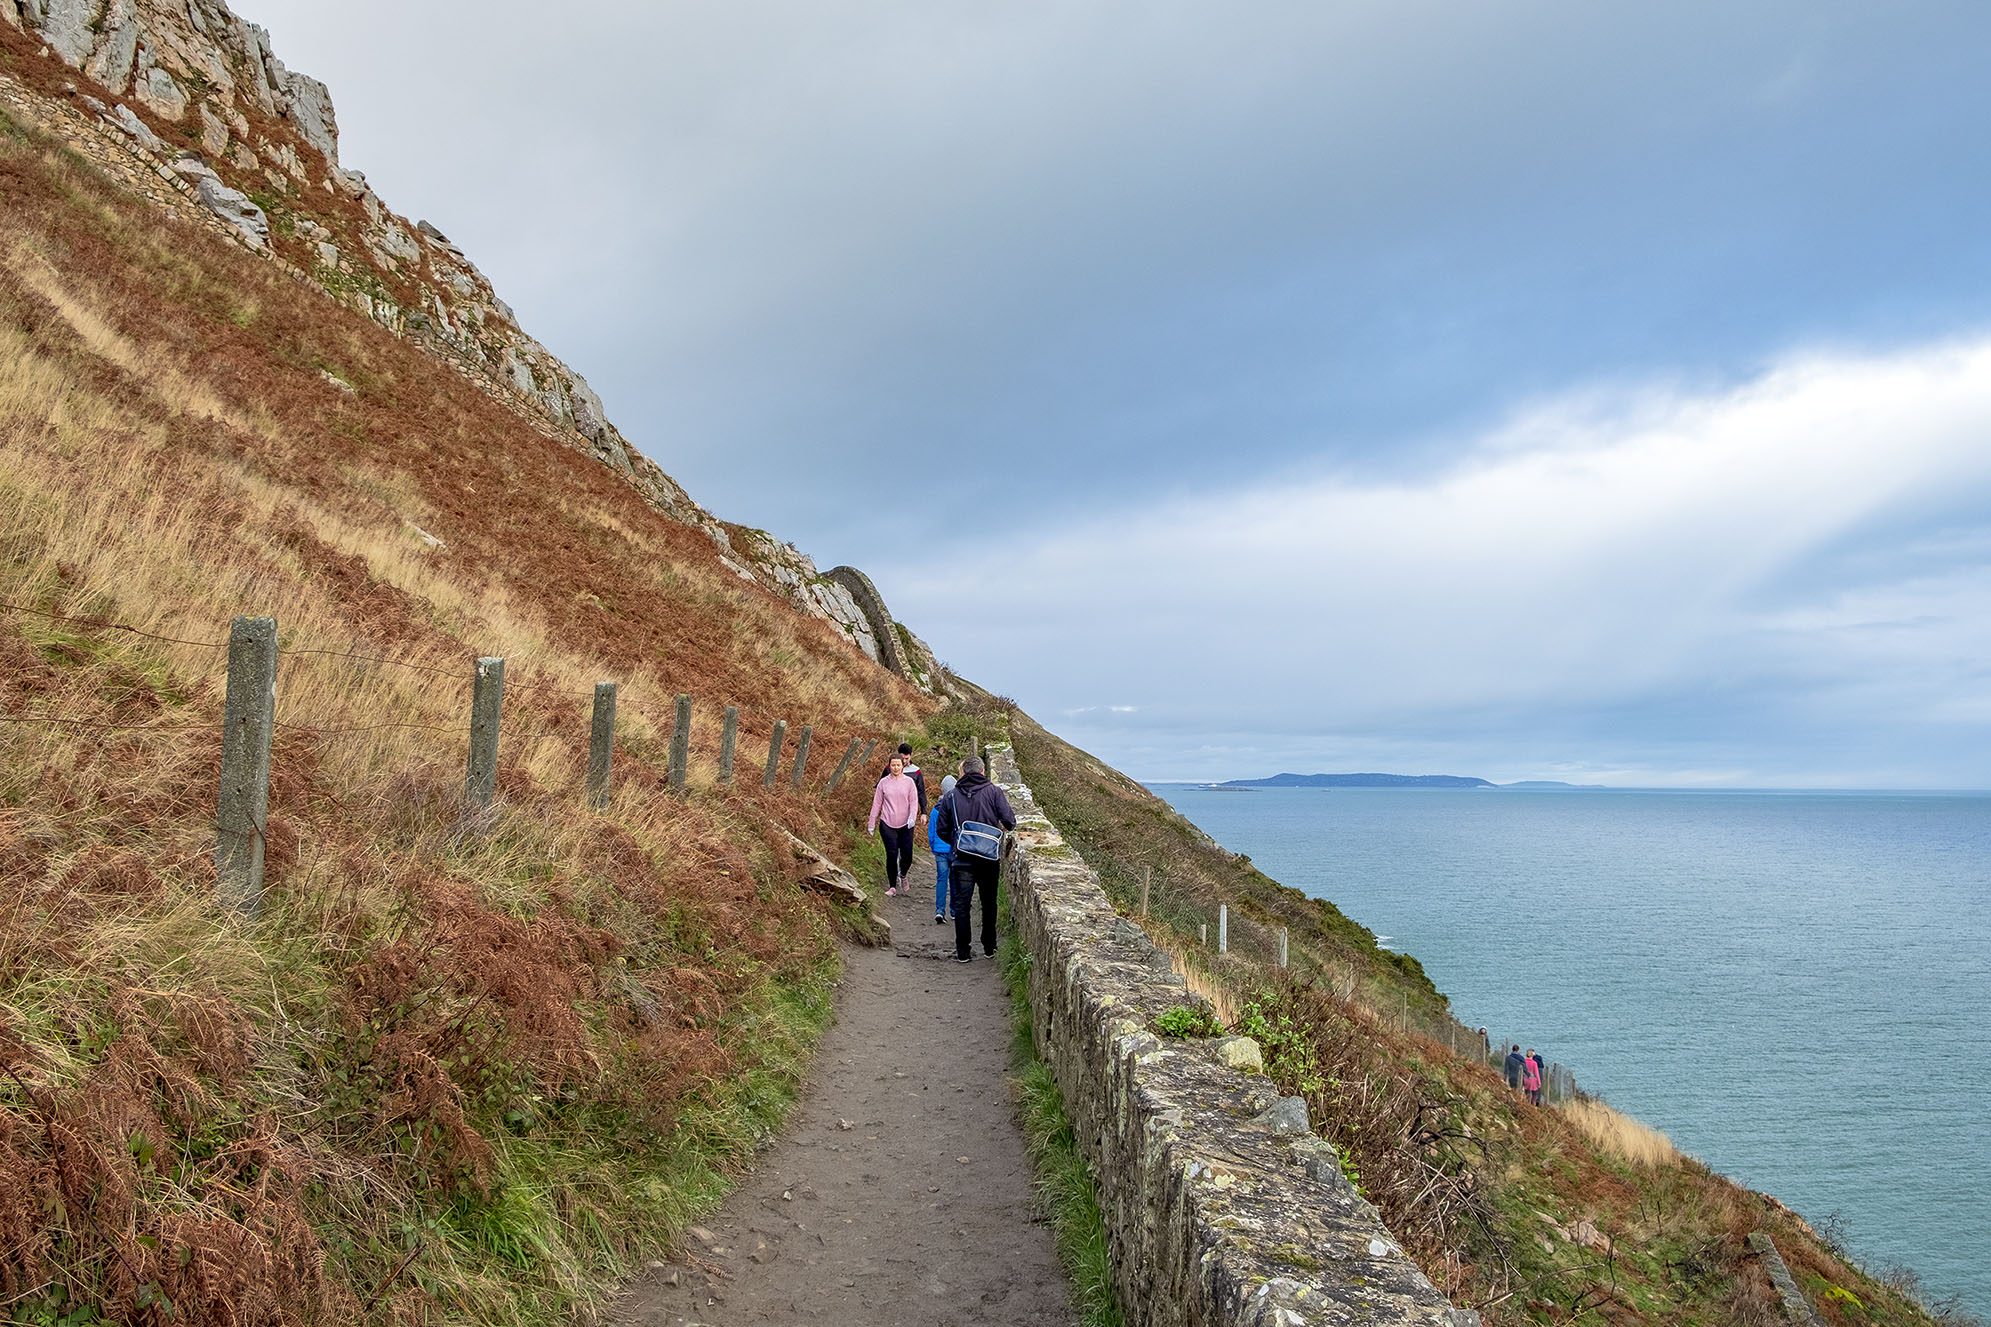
[611,850,1074,1327]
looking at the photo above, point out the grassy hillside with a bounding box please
[1008,712,1969,1327]
[0,101,928,1325]
[1008,708,1453,1030]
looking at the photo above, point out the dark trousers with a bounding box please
[879,823,915,886]
[951,853,1000,958]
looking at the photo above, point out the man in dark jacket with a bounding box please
[934,756,1016,963]
[1504,1044,1525,1092]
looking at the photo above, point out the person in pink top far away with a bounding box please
[868,754,922,897]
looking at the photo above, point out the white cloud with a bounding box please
[893,336,1991,783]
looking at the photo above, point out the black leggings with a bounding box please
[878,823,915,886]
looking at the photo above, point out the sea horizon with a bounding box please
[1142,779,1991,794]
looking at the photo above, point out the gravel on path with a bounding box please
[610,844,1076,1327]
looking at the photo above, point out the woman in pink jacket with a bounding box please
[868,754,922,897]
[1523,1050,1543,1106]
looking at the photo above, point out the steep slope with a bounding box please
[0,60,930,1325]
[0,0,947,682]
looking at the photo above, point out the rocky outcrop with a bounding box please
[825,566,904,675]
[821,566,949,692]
[167,156,267,247]
[0,0,927,685]
[992,744,1477,1327]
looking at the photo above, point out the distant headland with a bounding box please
[1214,773,1605,789]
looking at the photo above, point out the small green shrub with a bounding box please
[1233,997,1335,1096]
[1154,1004,1223,1038]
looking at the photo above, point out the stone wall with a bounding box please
[991,744,1478,1327]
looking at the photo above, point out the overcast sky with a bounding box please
[238,0,1991,786]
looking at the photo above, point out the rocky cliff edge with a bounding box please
[0,0,945,690]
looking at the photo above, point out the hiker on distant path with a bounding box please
[868,754,921,897]
[1524,1050,1543,1106]
[934,756,1015,963]
[1504,1044,1525,1092]
[929,773,957,927]
[898,742,929,820]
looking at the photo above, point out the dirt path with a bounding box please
[610,847,1075,1327]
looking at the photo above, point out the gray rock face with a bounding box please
[170,156,268,247]
[824,566,906,676]
[133,42,188,119]
[82,0,138,91]
[197,101,229,155]
[375,221,419,263]
[273,63,335,163]
[567,371,609,443]
[109,101,165,153]
[32,0,102,67]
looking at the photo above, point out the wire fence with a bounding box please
[1091,853,1586,1104]
[2,603,891,912]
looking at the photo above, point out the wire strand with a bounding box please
[0,713,216,734]
[0,602,227,650]
[277,646,468,678]
[274,719,458,737]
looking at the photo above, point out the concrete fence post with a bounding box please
[718,705,739,784]
[1141,866,1151,919]
[466,656,505,809]
[586,681,616,809]
[970,735,980,760]
[1219,903,1228,954]
[763,720,786,789]
[1200,922,1208,947]
[790,724,813,789]
[858,738,877,771]
[1279,926,1288,969]
[825,737,862,792]
[215,615,277,914]
[669,694,692,792]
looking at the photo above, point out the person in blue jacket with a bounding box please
[929,773,957,925]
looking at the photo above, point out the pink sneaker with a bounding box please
[885,886,897,897]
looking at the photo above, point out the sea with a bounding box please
[1149,784,1990,1316]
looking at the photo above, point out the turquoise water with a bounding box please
[1150,785,1990,1315]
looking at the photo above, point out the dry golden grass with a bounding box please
[0,95,920,1327]
[7,242,263,436]
[1559,1095,1681,1169]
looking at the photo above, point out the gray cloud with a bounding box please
[236,0,1991,782]
[883,338,1991,784]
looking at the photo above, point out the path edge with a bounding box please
[991,744,1480,1327]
